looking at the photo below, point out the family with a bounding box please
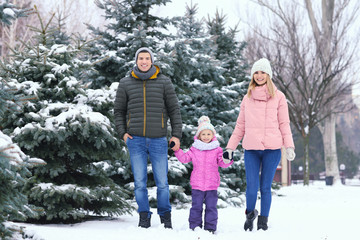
[114,47,295,233]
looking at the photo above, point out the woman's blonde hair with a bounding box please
[247,74,276,98]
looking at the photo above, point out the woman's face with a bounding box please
[137,52,152,72]
[199,129,214,143]
[253,71,268,86]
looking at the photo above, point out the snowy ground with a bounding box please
[18,180,360,240]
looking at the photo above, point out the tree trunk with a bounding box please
[303,133,310,185]
[305,0,340,185]
[322,114,340,183]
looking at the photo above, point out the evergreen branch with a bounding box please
[91,55,110,66]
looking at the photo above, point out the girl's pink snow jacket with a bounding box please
[174,137,233,191]
[226,84,294,151]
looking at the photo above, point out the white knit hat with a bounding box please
[250,58,272,79]
[195,116,216,137]
[135,47,154,63]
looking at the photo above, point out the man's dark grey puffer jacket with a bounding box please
[114,66,182,140]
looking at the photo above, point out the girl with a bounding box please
[174,116,233,233]
[223,58,295,231]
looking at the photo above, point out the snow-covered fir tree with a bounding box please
[86,0,175,88]
[158,3,248,206]
[85,0,249,208]
[85,0,192,207]
[0,0,28,26]
[206,9,249,195]
[0,132,45,239]
[0,2,45,239]
[0,8,133,223]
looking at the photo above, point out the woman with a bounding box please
[222,58,295,231]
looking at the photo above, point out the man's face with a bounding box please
[137,52,152,72]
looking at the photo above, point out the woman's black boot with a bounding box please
[244,209,258,231]
[257,215,268,230]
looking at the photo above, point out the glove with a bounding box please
[286,147,295,161]
[169,141,175,148]
[222,149,234,164]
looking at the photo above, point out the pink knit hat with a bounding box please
[195,116,216,137]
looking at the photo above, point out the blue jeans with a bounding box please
[126,136,171,216]
[244,149,281,217]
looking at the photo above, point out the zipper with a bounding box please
[143,81,146,136]
[127,113,131,127]
[162,112,164,128]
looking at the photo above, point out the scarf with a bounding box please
[192,139,220,151]
[133,65,157,80]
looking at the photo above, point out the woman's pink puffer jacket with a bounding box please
[227,84,294,151]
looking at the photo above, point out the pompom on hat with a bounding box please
[250,58,273,79]
[195,116,216,137]
[135,47,154,64]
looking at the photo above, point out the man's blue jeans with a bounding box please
[126,136,171,216]
[244,149,281,217]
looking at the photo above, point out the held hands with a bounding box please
[169,137,180,151]
[222,149,234,164]
[286,147,296,161]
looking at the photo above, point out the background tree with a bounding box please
[0,7,133,222]
[0,1,45,238]
[245,0,359,185]
[0,0,36,59]
[86,0,174,89]
[158,3,248,205]
[304,0,360,184]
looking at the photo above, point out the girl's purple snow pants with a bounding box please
[189,189,218,231]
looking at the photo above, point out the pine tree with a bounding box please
[86,0,174,88]
[0,2,45,239]
[0,132,45,239]
[85,0,192,208]
[159,3,248,206]
[0,7,133,223]
[206,10,249,196]
[0,0,28,25]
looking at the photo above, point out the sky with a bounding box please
[34,0,257,38]
[15,180,360,240]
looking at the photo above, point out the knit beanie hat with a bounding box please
[135,47,154,64]
[250,58,272,79]
[195,116,216,137]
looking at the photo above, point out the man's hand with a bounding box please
[169,137,180,151]
[123,133,133,142]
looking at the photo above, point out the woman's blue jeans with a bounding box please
[244,149,281,217]
[126,136,171,216]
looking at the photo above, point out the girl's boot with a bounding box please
[244,209,258,231]
[257,215,268,230]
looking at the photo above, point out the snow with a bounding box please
[3,8,16,18]
[16,180,360,240]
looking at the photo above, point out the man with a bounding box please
[114,47,182,229]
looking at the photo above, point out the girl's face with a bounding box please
[253,71,268,86]
[199,129,214,143]
[137,52,152,72]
